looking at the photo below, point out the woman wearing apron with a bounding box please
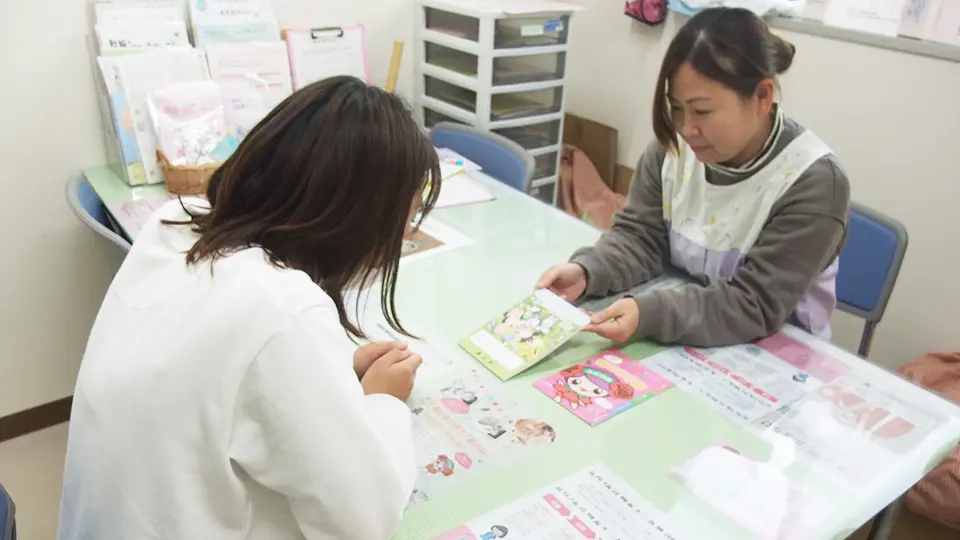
[537,7,850,347]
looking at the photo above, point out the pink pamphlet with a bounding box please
[534,349,672,426]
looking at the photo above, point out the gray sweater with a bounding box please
[571,117,850,347]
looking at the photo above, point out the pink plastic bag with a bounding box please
[625,0,668,26]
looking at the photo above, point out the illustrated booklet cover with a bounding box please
[459,289,590,381]
[535,349,673,425]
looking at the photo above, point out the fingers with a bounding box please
[361,341,407,358]
[397,354,423,372]
[375,349,413,366]
[590,301,627,325]
[582,319,632,342]
[534,267,559,290]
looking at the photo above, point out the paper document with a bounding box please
[112,193,181,238]
[188,0,277,25]
[433,464,686,539]
[824,0,908,36]
[400,217,474,263]
[286,26,369,90]
[435,175,496,208]
[752,373,947,487]
[95,21,190,54]
[460,289,590,380]
[898,0,943,38]
[535,349,672,425]
[406,369,558,508]
[931,1,960,44]
[94,0,187,23]
[643,326,852,425]
[205,42,293,139]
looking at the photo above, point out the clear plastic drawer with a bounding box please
[424,76,476,114]
[424,7,480,41]
[495,15,570,49]
[533,151,559,179]
[494,52,566,85]
[423,107,466,129]
[493,119,561,150]
[491,87,562,121]
[530,182,556,205]
[425,42,478,77]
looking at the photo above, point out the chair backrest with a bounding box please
[429,122,535,193]
[0,480,14,540]
[836,202,908,325]
[65,175,132,253]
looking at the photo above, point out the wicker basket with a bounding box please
[156,150,222,195]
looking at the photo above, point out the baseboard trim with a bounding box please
[0,397,72,442]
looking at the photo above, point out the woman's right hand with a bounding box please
[535,263,588,302]
[361,349,422,402]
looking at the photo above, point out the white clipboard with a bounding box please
[285,26,370,90]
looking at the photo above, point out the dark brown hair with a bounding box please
[653,7,796,153]
[169,76,440,338]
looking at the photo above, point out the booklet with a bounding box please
[459,289,590,380]
[406,368,558,508]
[432,464,688,540]
[534,349,673,425]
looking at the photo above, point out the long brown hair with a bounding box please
[652,7,796,153]
[169,76,440,338]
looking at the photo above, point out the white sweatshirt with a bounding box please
[59,200,417,540]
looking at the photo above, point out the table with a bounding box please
[84,166,960,540]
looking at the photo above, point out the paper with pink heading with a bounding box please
[535,350,672,425]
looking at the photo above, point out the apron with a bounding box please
[660,130,839,339]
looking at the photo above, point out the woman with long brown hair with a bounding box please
[59,76,439,540]
[538,7,850,347]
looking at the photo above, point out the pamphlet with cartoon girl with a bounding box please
[406,369,558,508]
[459,289,591,380]
[534,349,673,425]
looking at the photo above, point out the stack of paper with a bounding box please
[189,0,281,48]
[435,176,495,208]
[95,21,190,55]
[432,147,495,208]
[109,49,212,185]
[205,42,293,139]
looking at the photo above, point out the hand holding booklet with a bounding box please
[459,289,590,380]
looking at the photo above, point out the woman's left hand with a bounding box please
[354,341,408,378]
[582,298,641,342]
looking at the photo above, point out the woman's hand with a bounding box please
[582,298,641,342]
[354,341,407,378]
[361,349,423,402]
[535,263,588,302]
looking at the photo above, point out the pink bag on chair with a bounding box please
[898,352,960,531]
[625,0,668,26]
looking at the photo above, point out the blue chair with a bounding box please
[835,203,908,540]
[65,175,132,253]
[429,122,535,193]
[835,202,908,358]
[0,480,14,540]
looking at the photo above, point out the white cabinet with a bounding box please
[414,0,581,205]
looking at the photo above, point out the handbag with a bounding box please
[625,0,668,26]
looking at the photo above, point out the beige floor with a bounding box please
[0,424,957,540]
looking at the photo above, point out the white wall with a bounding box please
[566,1,960,368]
[0,0,418,417]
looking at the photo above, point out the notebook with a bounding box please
[459,289,590,380]
[285,26,369,90]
